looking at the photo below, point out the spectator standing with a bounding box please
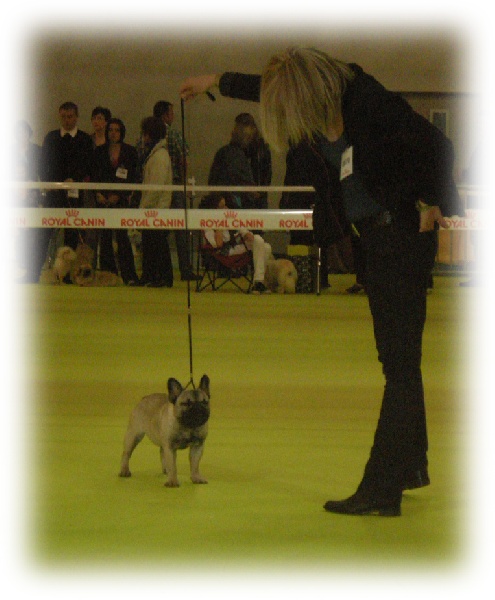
[40,102,93,254]
[153,101,198,281]
[13,120,44,283]
[138,116,174,288]
[91,118,139,285]
[86,106,112,259]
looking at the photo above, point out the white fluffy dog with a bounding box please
[264,258,298,294]
[51,246,77,283]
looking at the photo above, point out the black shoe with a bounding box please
[324,492,401,517]
[181,271,201,281]
[402,467,430,490]
[251,281,270,295]
[147,280,170,288]
[346,283,365,294]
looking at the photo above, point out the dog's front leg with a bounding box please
[189,443,207,484]
[162,446,179,487]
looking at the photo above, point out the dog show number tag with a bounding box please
[340,146,353,181]
[116,167,128,179]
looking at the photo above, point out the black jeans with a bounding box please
[356,216,437,498]
[141,229,174,286]
[98,229,138,284]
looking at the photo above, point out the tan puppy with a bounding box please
[73,268,123,287]
[70,243,95,284]
[119,375,210,487]
[50,246,77,283]
[265,258,298,294]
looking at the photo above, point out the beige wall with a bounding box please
[21,26,478,208]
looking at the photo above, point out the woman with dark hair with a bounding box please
[138,116,174,287]
[91,118,139,285]
[208,118,257,209]
[180,47,463,517]
[235,112,272,210]
[90,106,112,148]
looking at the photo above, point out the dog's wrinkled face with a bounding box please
[73,264,96,286]
[168,375,210,429]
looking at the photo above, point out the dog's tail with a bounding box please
[280,261,298,294]
[283,269,297,294]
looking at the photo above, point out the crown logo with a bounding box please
[224,210,238,219]
[144,210,158,218]
[65,209,79,217]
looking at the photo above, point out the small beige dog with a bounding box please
[119,375,210,487]
[70,243,95,284]
[265,258,298,294]
[72,267,123,287]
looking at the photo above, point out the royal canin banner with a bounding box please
[12,208,315,230]
[11,208,486,231]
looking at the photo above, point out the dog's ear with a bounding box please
[199,374,210,398]
[167,378,183,404]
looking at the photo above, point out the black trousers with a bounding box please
[141,229,173,286]
[171,191,193,276]
[356,215,437,499]
[98,229,138,284]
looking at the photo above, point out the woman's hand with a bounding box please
[180,74,219,101]
[106,193,120,207]
[418,203,449,232]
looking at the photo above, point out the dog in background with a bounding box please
[69,243,123,286]
[70,243,94,284]
[119,374,211,487]
[265,257,298,294]
[39,246,77,284]
[72,267,123,287]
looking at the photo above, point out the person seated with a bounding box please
[200,193,272,294]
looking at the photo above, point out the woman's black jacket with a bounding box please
[219,65,463,246]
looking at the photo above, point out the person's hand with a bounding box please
[418,202,449,232]
[96,192,107,205]
[106,193,120,206]
[180,74,218,101]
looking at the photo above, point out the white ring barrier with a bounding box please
[10,183,485,230]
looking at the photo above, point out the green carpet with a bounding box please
[20,274,472,575]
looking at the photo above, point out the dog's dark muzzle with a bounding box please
[180,403,210,429]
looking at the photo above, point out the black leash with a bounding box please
[181,98,195,390]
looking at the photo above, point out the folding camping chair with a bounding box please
[196,233,254,293]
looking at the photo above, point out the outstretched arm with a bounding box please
[180,72,261,103]
[180,74,220,102]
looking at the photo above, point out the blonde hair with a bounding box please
[260,47,355,152]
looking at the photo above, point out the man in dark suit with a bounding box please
[40,101,93,252]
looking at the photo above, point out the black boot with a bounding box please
[323,490,402,517]
[402,466,430,490]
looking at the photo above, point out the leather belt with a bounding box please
[353,210,393,236]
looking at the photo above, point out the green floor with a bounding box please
[21,274,472,576]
